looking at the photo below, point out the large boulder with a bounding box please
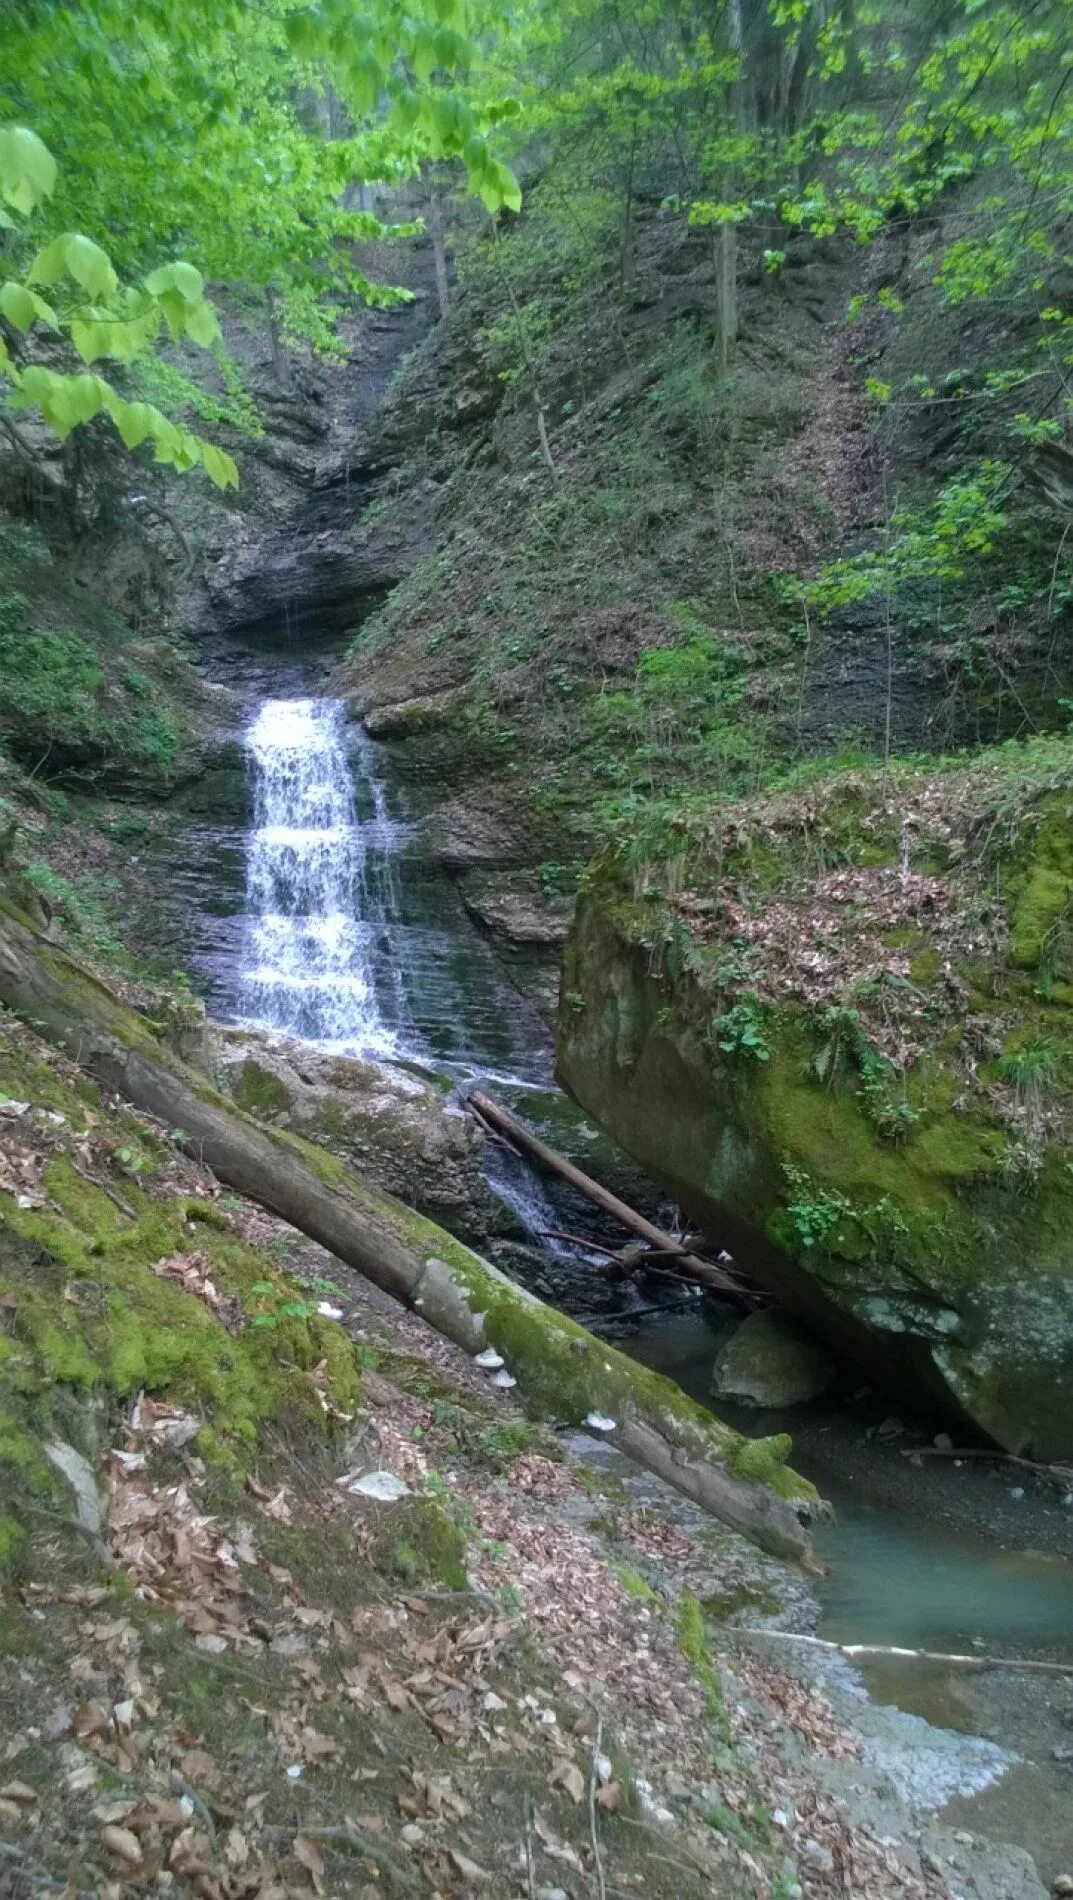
[713,1311,835,1408]
[558,740,1073,1459]
[217,1030,502,1245]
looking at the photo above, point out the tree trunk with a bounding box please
[467,1091,753,1300]
[426,173,451,320]
[0,898,821,1566]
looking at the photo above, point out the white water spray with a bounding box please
[239,697,405,1054]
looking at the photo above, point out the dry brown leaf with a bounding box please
[447,1848,493,1885]
[101,1825,144,1868]
[549,1759,585,1805]
[596,1781,623,1813]
[169,1827,215,1878]
[0,1781,37,1805]
[294,1834,325,1892]
[223,1826,250,1870]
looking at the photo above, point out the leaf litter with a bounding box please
[0,1018,977,1899]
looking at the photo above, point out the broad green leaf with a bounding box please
[183,298,221,347]
[200,441,239,489]
[144,259,205,303]
[106,396,158,449]
[27,235,73,288]
[0,280,58,334]
[0,126,57,214]
[63,233,119,299]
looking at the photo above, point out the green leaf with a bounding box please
[144,259,205,303]
[183,298,221,348]
[27,235,73,288]
[0,280,58,334]
[106,396,158,449]
[200,440,239,489]
[0,126,57,214]
[62,233,119,300]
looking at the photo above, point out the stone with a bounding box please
[712,1310,836,1408]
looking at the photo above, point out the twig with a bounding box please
[589,1717,607,1900]
[523,1793,537,1900]
[168,1772,217,1840]
[902,1445,1073,1485]
[69,1156,137,1218]
[734,1628,1073,1676]
[264,1824,417,1888]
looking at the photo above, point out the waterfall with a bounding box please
[239,696,405,1054]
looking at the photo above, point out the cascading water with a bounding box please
[240,696,406,1055]
[235,688,604,1256]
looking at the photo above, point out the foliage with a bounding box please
[0,130,238,485]
[715,995,771,1064]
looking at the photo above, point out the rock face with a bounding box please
[558,744,1073,1459]
[218,1031,504,1245]
[712,1311,835,1408]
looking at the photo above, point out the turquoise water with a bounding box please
[626,1311,1073,1662]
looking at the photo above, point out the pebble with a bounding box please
[1009,1485,1025,1500]
[802,1839,835,1874]
[933,1431,954,1450]
[1052,1877,1073,1896]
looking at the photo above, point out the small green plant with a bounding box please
[248,1281,317,1329]
[780,1163,851,1252]
[715,994,771,1063]
[996,1039,1060,1099]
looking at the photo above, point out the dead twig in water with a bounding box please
[734,1628,1073,1676]
[902,1445,1073,1486]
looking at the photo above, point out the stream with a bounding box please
[158,644,1072,1890]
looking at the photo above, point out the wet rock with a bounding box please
[712,1310,835,1408]
[218,1029,501,1244]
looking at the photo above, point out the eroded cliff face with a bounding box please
[558,742,1073,1458]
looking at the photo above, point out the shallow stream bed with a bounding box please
[629,1311,1073,1887]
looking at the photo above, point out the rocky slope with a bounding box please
[0,1003,1051,1900]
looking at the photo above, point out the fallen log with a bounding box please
[0,896,821,1566]
[733,1627,1073,1678]
[468,1090,754,1301]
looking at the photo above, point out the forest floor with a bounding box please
[0,1013,1052,1900]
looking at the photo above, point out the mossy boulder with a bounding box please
[559,738,1073,1458]
[218,1030,502,1243]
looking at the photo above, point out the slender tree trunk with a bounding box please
[426,172,451,320]
[715,0,745,368]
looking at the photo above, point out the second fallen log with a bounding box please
[468,1089,753,1300]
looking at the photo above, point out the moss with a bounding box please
[700,1584,780,1622]
[375,1498,468,1590]
[0,1030,364,1579]
[910,945,942,985]
[0,1512,26,1572]
[229,1060,292,1119]
[613,1560,661,1604]
[729,1433,792,1484]
[677,1589,729,1739]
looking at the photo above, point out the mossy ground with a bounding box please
[0,1003,854,1900]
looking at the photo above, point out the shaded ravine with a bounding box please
[153,648,1071,1893]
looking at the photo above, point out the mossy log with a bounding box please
[0,898,820,1565]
